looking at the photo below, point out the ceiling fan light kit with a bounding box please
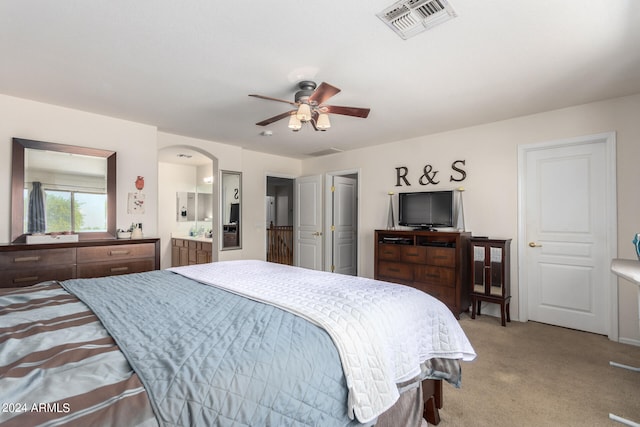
[249,81,370,132]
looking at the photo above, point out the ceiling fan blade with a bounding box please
[309,82,341,105]
[324,105,370,118]
[256,110,296,126]
[249,94,297,106]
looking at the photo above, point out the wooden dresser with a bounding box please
[374,229,471,318]
[0,238,160,288]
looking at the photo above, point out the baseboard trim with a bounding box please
[618,336,640,347]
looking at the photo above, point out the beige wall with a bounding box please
[0,94,159,241]
[240,149,301,260]
[2,91,638,345]
[0,96,301,266]
[156,132,301,264]
[301,93,640,345]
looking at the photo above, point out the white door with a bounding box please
[520,133,616,335]
[295,175,323,270]
[331,176,357,275]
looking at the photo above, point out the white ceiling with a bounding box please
[2,1,639,159]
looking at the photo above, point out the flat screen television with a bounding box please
[229,203,240,224]
[398,190,454,230]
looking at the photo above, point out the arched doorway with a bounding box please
[157,146,218,269]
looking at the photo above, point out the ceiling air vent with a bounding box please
[377,0,457,40]
[308,147,344,157]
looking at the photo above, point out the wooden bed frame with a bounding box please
[423,379,443,425]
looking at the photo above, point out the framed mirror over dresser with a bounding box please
[1,138,159,288]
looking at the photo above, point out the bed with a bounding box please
[0,260,475,426]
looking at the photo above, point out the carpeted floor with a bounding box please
[436,314,640,426]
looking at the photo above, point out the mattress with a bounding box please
[169,260,477,422]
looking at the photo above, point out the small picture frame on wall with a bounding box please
[127,192,145,214]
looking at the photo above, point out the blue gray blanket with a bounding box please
[61,270,364,427]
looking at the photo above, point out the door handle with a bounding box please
[312,231,323,236]
[529,242,542,247]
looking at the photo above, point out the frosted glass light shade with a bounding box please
[316,113,331,130]
[288,114,302,130]
[296,103,312,121]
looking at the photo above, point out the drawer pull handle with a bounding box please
[109,250,130,256]
[406,253,418,257]
[14,276,38,283]
[110,266,129,273]
[14,256,41,263]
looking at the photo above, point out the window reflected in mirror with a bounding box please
[24,148,108,234]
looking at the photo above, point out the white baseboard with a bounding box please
[619,336,640,348]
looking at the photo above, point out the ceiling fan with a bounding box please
[249,81,370,132]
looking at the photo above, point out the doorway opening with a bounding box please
[158,146,218,269]
[266,176,294,265]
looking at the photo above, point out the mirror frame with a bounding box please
[11,138,117,243]
[220,170,241,250]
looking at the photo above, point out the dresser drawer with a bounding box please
[378,261,414,281]
[415,265,456,287]
[377,244,401,261]
[426,247,456,267]
[412,282,456,308]
[0,266,75,288]
[400,246,427,264]
[0,248,75,269]
[77,243,156,263]
[76,259,156,278]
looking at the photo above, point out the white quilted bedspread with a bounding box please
[169,260,476,423]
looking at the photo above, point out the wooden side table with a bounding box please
[469,238,511,326]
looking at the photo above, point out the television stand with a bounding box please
[374,229,470,318]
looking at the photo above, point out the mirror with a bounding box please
[490,246,504,296]
[11,138,116,243]
[197,193,213,222]
[176,192,196,221]
[176,192,213,223]
[472,245,485,293]
[221,170,241,249]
